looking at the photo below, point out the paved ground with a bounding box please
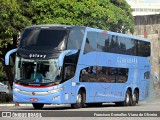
[0,96,160,120]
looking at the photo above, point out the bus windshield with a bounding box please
[19,28,68,51]
[15,56,61,85]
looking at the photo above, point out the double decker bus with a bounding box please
[5,25,151,109]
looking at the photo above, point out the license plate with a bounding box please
[30,98,38,102]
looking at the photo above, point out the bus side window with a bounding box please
[116,68,129,83]
[84,32,97,54]
[108,68,116,83]
[67,29,84,50]
[84,38,94,54]
[64,65,76,81]
[110,35,120,54]
[80,66,97,82]
[144,71,150,79]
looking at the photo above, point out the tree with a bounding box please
[109,0,134,33]
[31,0,134,32]
[0,0,134,88]
[0,0,31,88]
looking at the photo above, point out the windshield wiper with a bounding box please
[15,79,34,83]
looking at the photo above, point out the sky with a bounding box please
[126,0,160,3]
[145,0,160,3]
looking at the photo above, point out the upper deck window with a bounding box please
[67,28,84,50]
[19,28,68,51]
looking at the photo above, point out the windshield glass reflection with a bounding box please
[15,56,61,84]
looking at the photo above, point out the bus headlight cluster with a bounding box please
[13,87,21,92]
[48,87,64,94]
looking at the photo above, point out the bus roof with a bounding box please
[85,26,150,42]
[26,24,150,42]
[27,24,86,30]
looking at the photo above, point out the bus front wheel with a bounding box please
[71,90,85,109]
[32,103,44,109]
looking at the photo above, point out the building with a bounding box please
[126,0,160,96]
[127,0,160,16]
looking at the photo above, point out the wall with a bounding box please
[133,14,160,96]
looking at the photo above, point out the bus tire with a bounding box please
[132,90,139,106]
[122,89,132,106]
[71,90,85,109]
[32,103,44,109]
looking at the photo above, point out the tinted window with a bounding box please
[97,33,110,52]
[80,66,128,83]
[109,68,116,83]
[67,29,84,50]
[84,32,150,57]
[80,66,97,82]
[144,71,150,79]
[138,41,150,57]
[64,64,76,81]
[97,66,111,82]
[116,68,128,83]
[118,37,136,55]
[109,35,120,53]
[97,34,137,55]
[84,32,97,54]
[20,28,68,50]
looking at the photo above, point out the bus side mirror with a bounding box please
[5,48,18,65]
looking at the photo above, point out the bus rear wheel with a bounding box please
[32,103,44,109]
[132,90,139,106]
[116,89,132,106]
[123,89,132,106]
[71,90,85,109]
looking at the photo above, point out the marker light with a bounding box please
[13,87,21,92]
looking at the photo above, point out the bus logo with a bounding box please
[29,54,46,58]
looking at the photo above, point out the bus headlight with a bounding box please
[13,87,21,92]
[48,87,64,94]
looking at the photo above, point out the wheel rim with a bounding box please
[132,93,137,102]
[77,94,82,104]
[126,93,130,104]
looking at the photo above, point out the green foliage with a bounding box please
[109,0,134,33]
[31,0,134,32]
[0,0,31,40]
[0,0,134,80]
[0,0,31,82]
